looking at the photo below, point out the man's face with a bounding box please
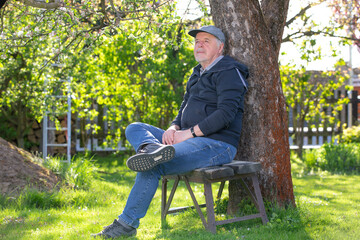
[194,32,224,68]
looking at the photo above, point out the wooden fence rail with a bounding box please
[289,90,359,149]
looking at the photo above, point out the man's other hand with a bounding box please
[173,130,192,144]
[162,128,176,145]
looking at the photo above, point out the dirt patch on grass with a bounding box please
[0,137,60,195]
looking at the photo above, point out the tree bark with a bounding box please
[209,0,295,209]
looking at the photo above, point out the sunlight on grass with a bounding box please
[1,153,360,239]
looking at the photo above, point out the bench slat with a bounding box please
[223,161,261,174]
[185,166,234,181]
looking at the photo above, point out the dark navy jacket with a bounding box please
[172,55,249,147]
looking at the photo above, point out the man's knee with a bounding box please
[125,122,142,138]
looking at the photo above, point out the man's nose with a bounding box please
[196,41,204,47]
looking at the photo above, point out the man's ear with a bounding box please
[219,43,224,54]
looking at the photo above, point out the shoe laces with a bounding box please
[102,220,119,232]
[138,143,161,153]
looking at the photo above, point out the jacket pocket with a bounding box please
[181,99,207,128]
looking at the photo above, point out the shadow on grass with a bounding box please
[155,181,312,240]
[155,207,312,240]
[99,169,136,184]
[90,151,137,184]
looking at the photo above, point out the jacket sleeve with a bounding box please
[197,68,248,135]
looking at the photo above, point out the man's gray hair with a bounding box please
[215,38,225,54]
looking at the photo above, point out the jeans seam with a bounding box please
[175,144,210,158]
[210,146,232,165]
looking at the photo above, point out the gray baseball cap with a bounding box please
[188,25,225,43]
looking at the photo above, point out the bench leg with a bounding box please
[217,181,226,199]
[161,176,180,223]
[161,177,168,223]
[251,175,269,224]
[204,182,216,234]
[183,177,209,229]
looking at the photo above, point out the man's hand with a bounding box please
[173,130,192,144]
[162,128,176,145]
[162,125,180,145]
[163,125,203,145]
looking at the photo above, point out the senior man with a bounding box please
[92,25,248,238]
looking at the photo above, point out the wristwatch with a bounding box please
[190,126,197,137]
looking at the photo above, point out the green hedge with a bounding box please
[341,125,360,144]
[303,143,360,174]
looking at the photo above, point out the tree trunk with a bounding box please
[16,103,27,149]
[209,0,295,209]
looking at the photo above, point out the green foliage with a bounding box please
[302,143,360,174]
[64,157,100,190]
[215,196,303,232]
[0,0,197,151]
[43,155,100,190]
[266,205,303,232]
[66,16,197,149]
[281,64,350,155]
[0,113,17,141]
[0,3,76,148]
[214,196,228,214]
[302,148,322,170]
[15,189,65,209]
[341,125,360,143]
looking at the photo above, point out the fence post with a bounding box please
[352,90,359,125]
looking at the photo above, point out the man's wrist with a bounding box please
[168,125,179,131]
[190,126,197,137]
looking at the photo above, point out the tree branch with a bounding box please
[19,0,63,9]
[282,29,360,43]
[285,4,312,27]
[261,0,290,56]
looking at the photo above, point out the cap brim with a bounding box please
[188,29,205,38]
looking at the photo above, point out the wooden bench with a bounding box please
[161,161,269,233]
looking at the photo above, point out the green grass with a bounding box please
[1,152,360,239]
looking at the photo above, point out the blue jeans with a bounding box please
[118,122,237,228]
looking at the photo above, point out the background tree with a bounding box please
[0,0,186,149]
[282,0,360,46]
[0,3,55,148]
[66,18,196,150]
[329,0,360,50]
[281,64,350,158]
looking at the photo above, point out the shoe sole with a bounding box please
[126,145,175,172]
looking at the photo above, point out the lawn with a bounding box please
[1,153,360,240]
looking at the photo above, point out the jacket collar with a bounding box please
[193,55,243,76]
[200,55,224,76]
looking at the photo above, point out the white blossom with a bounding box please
[25,31,33,37]
[17,30,24,37]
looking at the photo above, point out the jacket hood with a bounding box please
[193,55,249,79]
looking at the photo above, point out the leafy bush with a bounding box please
[341,125,360,143]
[43,155,100,190]
[64,157,100,190]
[303,143,360,174]
[302,148,322,170]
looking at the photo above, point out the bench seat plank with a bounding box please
[223,161,261,174]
